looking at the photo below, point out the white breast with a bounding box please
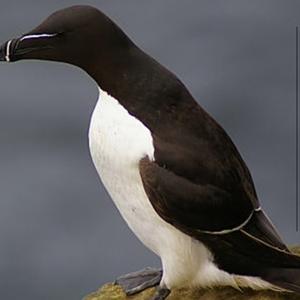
[88,87,170,255]
[88,87,252,290]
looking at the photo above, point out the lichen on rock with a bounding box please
[84,246,300,300]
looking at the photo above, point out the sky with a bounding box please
[0,1,299,299]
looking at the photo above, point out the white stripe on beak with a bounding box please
[20,33,58,42]
[5,40,12,62]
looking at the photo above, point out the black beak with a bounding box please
[0,34,58,62]
[0,40,11,61]
[0,41,5,61]
[0,38,23,62]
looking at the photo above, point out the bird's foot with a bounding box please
[115,267,162,295]
[151,286,171,300]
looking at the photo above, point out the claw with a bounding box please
[151,286,171,300]
[115,267,162,295]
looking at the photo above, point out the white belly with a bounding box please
[88,88,157,251]
[88,87,250,289]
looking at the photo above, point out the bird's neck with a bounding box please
[85,47,157,124]
[84,45,189,133]
[85,46,136,100]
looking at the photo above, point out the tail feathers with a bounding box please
[262,267,300,294]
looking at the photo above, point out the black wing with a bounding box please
[139,157,300,292]
[139,156,287,249]
[140,156,254,233]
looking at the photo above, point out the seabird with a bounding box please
[1,5,300,300]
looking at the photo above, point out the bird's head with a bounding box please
[0,5,131,71]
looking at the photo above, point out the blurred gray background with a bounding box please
[0,0,299,299]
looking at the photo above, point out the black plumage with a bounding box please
[1,5,299,296]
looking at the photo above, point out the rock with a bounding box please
[291,246,300,256]
[84,283,300,300]
[84,247,300,300]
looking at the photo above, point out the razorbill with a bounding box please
[1,5,300,300]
